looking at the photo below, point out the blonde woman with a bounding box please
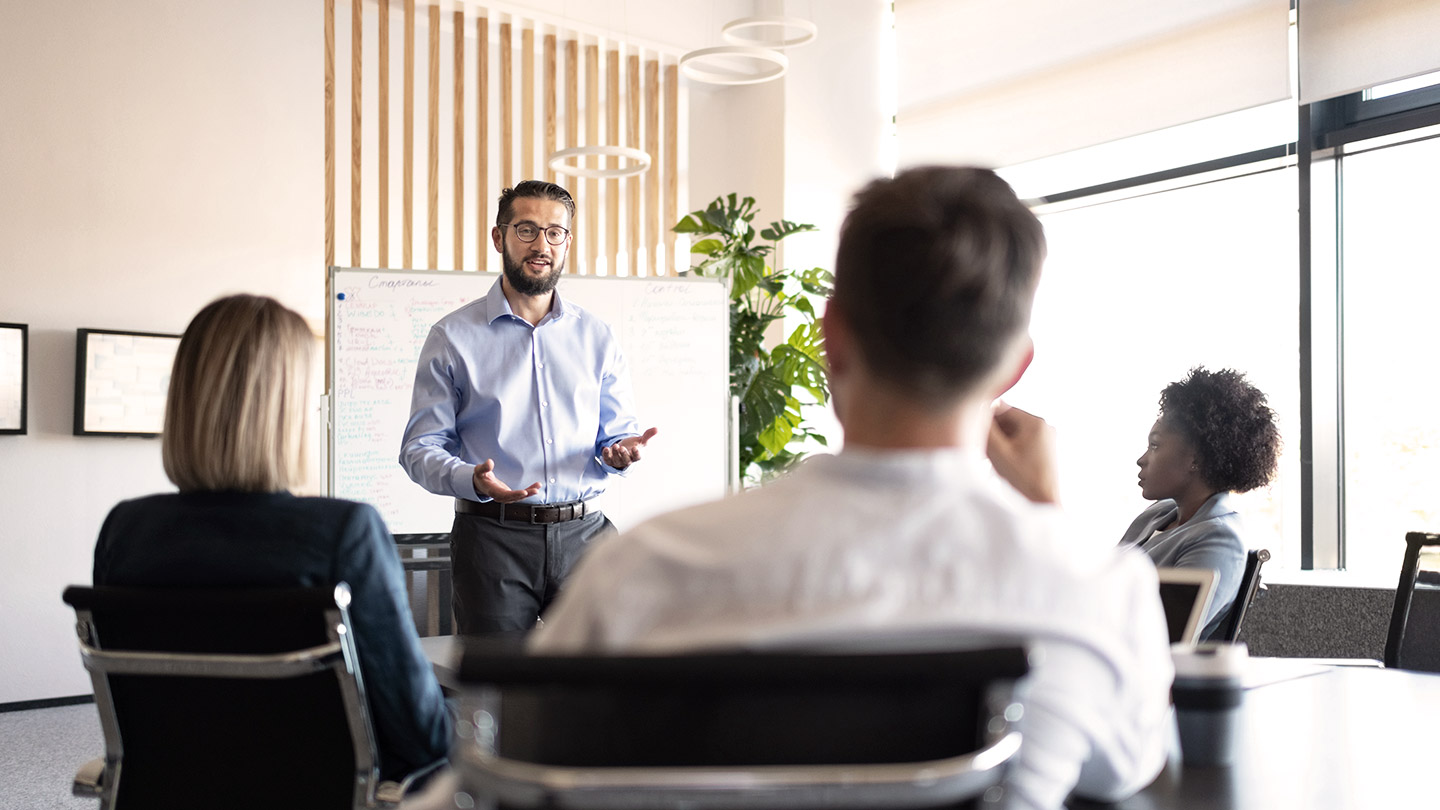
[92,294,450,782]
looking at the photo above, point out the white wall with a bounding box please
[0,0,883,705]
[0,0,320,704]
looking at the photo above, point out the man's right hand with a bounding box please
[472,459,542,503]
[987,402,1061,505]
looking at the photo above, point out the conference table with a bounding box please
[1070,660,1440,809]
[422,639,1439,809]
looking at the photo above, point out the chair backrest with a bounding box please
[1385,532,1440,671]
[452,640,1030,810]
[1213,548,1271,643]
[62,584,382,810]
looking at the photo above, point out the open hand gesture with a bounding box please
[471,459,542,503]
[602,427,659,470]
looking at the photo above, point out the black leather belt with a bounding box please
[454,498,590,524]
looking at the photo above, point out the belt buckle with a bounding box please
[528,504,545,525]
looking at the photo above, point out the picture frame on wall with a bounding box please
[0,323,27,435]
[74,328,182,438]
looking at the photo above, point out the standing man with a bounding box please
[400,180,657,634]
[532,168,1172,809]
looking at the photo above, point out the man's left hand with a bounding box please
[602,427,659,470]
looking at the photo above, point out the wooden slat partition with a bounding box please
[664,62,678,276]
[329,5,685,279]
[427,4,439,270]
[644,58,659,277]
[453,10,465,272]
[626,52,640,276]
[476,15,488,270]
[543,32,557,187]
[520,26,534,183]
[564,37,578,266]
[584,42,599,276]
[403,0,415,268]
[378,1,389,267]
[499,20,512,189]
[351,0,362,268]
[606,47,620,276]
[324,0,334,268]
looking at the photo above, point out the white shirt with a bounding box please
[531,447,1174,810]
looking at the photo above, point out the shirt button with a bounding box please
[541,401,548,407]
[546,439,553,445]
[537,362,544,369]
[549,478,556,483]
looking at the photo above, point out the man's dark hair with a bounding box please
[1159,366,1280,493]
[496,180,576,226]
[832,166,1046,402]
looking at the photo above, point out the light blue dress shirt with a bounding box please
[399,278,640,504]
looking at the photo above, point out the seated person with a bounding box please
[531,167,1173,810]
[92,294,451,782]
[1120,366,1280,641]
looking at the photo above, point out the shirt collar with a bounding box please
[484,277,570,325]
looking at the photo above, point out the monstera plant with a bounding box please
[674,194,833,484]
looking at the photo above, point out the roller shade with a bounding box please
[1298,0,1440,104]
[895,0,1292,169]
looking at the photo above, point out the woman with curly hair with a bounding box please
[1120,367,1281,641]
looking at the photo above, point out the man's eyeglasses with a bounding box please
[502,222,570,246]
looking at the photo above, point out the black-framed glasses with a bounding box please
[503,222,570,246]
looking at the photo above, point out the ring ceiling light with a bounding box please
[721,15,818,49]
[679,45,788,85]
[546,145,652,179]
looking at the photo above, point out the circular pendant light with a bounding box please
[679,45,788,85]
[721,15,818,50]
[547,145,652,179]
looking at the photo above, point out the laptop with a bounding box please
[1156,567,1218,646]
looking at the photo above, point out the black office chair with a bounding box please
[62,583,422,810]
[450,639,1030,809]
[1384,532,1440,672]
[1213,548,1271,643]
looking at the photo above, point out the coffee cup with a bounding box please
[1171,642,1247,767]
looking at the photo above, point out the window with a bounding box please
[1007,168,1300,565]
[1338,134,1440,578]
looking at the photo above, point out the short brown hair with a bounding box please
[832,166,1045,402]
[497,180,576,226]
[162,295,314,492]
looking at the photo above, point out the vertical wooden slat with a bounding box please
[427,3,439,270]
[521,26,534,182]
[351,0,363,268]
[565,37,579,270]
[664,62,678,276]
[544,32,557,187]
[325,0,335,269]
[606,47,620,275]
[584,42,599,277]
[453,9,464,272]
[500,21,512,189]
[403,0,415,268]
[644,58,659,277]
[477,15,489,270]
[378,0,389,268]
[627,52,640,276]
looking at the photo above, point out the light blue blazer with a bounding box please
[1119,492,1246,642]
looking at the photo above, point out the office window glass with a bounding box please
[1340,136,1440,578]
[1007,168,1300,566]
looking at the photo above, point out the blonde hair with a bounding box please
[162,295,314,492]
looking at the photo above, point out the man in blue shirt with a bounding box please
[400,180,657,633]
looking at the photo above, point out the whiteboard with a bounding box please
[328,267,730,535]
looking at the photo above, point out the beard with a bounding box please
[502,248,565,296]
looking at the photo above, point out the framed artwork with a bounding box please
[73,328,181,437]
[0,323,26,435]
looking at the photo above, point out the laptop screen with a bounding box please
[1156,568,1217,645]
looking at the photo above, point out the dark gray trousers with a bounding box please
[449,509,616,634]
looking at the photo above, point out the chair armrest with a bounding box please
[72,757,106,797]
[377,759,449,807]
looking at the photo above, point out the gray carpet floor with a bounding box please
[0,703,103,810]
